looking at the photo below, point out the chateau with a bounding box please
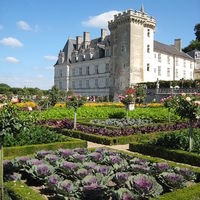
[54,7,195,99]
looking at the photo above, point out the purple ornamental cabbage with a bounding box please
[48,174,60,185]
[61,161,79,173]
[83,162,96,170]
[127,174,163,198]
[74,148,88,154]
[109,155,123,164]
[82,175,103,191]
[94,165,111,175]
[35,150,54,159]
[130,158,149,166]
[159,172,184,190]
[44,154,59,165]
[134,175,153,192]
[27,158,43,166]
[153,162,169,172]
[57,180,74,195]
[174,167,196,181]
[76,168,89,179]
[58,149,74,158]
[130,164,150,174]
[72,153,86,162]
[114,172,129,185]
[89,152,102,162]
[35,164,53,177]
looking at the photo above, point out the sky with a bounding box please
[0,0,199,90]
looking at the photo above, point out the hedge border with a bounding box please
[53,127,164,145]
[4,181,46,200]
[4,139,87,158]
[129,142,200,167]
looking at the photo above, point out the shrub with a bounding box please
[3,126,69,147]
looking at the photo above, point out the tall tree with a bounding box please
[194,23,200,41]
[182,23,200,52]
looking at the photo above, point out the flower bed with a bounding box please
[4,148,199,199]
[38,119,199,137]
[90,118,153,127]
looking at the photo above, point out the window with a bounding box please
[106,78,109,86]
[147,63,150,71]
[95,65,98,74]
[190,71,193,79]
[183,70,186,79]
[72,68,75,76]
[175,69,178,78]
[59,81,62,89]
[72,81,75,88]
[105,63,109,73]
[167,68,170,77]
[79,67,82,75]
[190,62,193,69]
[176,58,179,66]
[59,69,62,77]
[147,45,150,53]
[79,80,82,88]
[86,80,89,88]
[147,29,150,37]
[167,56,170,64]
[158,54,161,62]
[158,66,161,76]
[184,60,186,68]
[95,79,98,88]
[86,66,90,75]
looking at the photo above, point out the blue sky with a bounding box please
[0,0,199,90]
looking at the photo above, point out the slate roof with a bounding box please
[154,40,193,60]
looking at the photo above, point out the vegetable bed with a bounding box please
[4,148,200,200]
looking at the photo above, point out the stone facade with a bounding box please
[54,7,195,99]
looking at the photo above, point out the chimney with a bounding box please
[83,32,90,49]
[101,28,107,41]
[76,36,82,50]
[174,39,182,52]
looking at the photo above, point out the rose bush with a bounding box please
[161,93,200,151]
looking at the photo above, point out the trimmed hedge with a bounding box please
[151,182,200,200]
[53,127,164,145]
[129,142,200,167]
[4,139,87,158]
[4,181,46,200]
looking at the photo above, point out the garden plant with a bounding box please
[4,148,199,199]
[162,93,200,151]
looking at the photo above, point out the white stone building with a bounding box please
[54,8,195,99]
[187,49,200,80]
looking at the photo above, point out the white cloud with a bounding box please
[45,66,54,70]
[17,20,32,31]
[0,37,23,47]
[44,55,57,61]
[5,57,20,63]
[82,10,121,28]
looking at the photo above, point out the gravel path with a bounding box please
[87,141,129,151]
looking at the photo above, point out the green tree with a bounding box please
[182,23,200,52]
[48,85,60,106]
[66,94,86,129]
[194,23,200,41]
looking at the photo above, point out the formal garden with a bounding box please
[0,89,200,199]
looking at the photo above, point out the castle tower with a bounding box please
[108,8,156,99]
